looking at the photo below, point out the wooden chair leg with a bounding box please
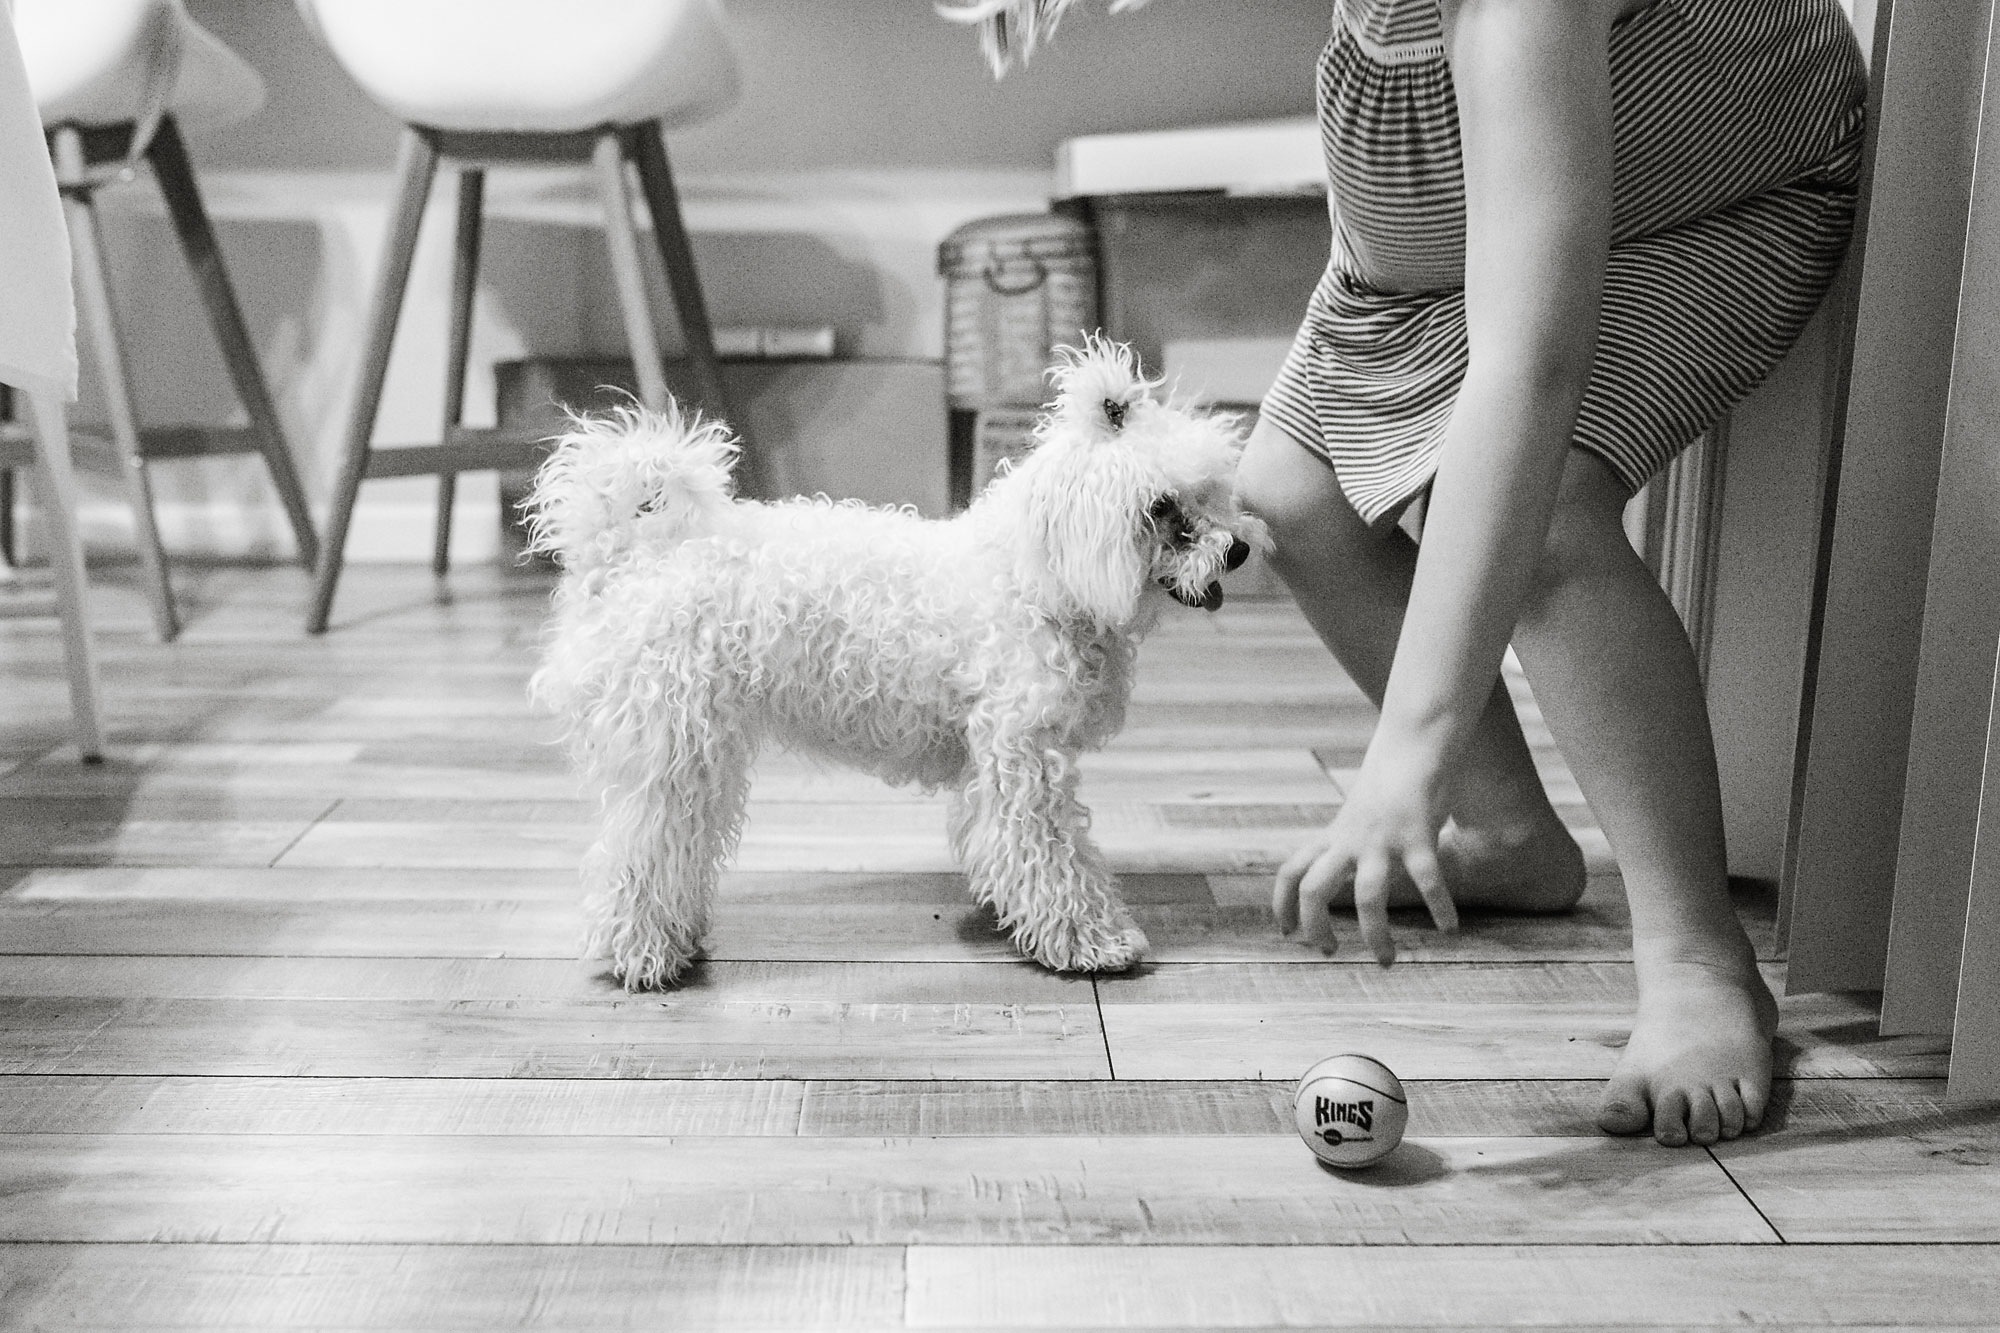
[23,391,105,762]
[307,127,439,634]
[624,123,790,497]
[434,168,484,577]
[1,384,14,566]
[55,130,179,643]
[591,131,671,412]
[146,116,321,570]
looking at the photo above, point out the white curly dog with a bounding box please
[526,340,1269,989]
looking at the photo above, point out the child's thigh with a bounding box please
[1236,419,1375,554]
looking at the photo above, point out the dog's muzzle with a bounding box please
[1168,581,1225,611]
[1164,537,1254,612]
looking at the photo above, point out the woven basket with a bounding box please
[939,213,1098,409]
[970,404,1044,497]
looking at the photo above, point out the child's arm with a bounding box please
[1276,0,1621,961]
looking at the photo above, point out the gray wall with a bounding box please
[179,1,1332,174]
[67,0,1329,561]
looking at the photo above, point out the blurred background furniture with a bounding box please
[1053,114,1328,402]
[294,0,777,632]
[935,119,1328,513]
[0,391,106,761]
[1,8,102,760]
[11,0,319,642]
[937,212,1096,510]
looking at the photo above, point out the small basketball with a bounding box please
[1292,1053,1408,1169]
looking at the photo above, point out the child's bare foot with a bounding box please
[1315,806,1586,913]
[1598,951,1778,1146]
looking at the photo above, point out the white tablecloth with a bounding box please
[0,0,75,403]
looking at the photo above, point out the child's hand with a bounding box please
[1272,763,1460,965]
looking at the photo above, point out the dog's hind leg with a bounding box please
[949,727,1149,973]
[576,687,753,990]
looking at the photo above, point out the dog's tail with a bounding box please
[523,401,739,574]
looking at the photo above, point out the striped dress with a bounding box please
[1259,0,1868,527]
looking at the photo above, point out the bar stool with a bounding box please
[13,0,321,642]
[296,0,774,633]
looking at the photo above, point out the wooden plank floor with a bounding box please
[2,562,1996,1330]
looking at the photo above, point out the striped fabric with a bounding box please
[1333,0,1446,65]
[1261,0,1868,527]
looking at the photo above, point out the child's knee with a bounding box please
[1235,422,1359,558]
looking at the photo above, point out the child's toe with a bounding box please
[1651,1089,1692,1146]
[1595,1076,1652,1137]
[1740,1078,1769,1132]
[1684,1089,1723,1145]
[1715,1084,1748,1140]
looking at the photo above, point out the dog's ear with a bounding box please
[1020,439,1154,625]
[1047,337,1151,444]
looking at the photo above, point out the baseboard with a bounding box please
[10,476,505,567]
[12,359,952,565]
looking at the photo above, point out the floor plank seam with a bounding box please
[0,954,1795,971]
[1092,977,1118,1079]
[1706,1145,1788,1244]
[263,796,341,867]
[14,1238,1993,1249]
[0,1072,1922,1084]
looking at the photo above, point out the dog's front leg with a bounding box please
[949,726,1149,973]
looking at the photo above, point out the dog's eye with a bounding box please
[1147,494,1195,546]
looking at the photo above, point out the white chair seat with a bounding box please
[13,0,265,132]
[294,0,739,134]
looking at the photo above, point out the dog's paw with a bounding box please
[608,942,703,991]
[1028,918,1152,974]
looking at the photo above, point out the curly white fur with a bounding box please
[527,339,1269,990]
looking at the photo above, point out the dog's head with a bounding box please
[987,338,1271,629]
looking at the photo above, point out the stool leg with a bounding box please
[434,168,483,577]
[24,391,106,762]
[55,131,178,643]
[146,116,321,570]
[591,131,670,411]
[624,123,787,497]
[307,128,439,634]
[1,382,13,565]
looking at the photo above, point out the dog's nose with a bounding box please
[1225,538,1252,571]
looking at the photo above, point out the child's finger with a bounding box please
[1406,846,1458,934]
[1353,852,1396,966]
[1298,852,1348,954]
[1273,839,1320,936]
[1271,881,1295,936]
[1271,874,1299,936]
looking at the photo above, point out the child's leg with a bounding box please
[1237,421,1585,910]
[1511,453,1774,1146]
